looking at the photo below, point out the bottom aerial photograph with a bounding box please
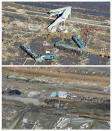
[2,67,110,129]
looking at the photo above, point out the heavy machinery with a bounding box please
[48,6,71,32]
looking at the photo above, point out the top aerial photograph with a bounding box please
[2,2,110,65]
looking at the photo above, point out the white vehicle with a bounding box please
[48,6,71,32]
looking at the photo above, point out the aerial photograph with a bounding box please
[2,67,110,129]
[2,2,110,65]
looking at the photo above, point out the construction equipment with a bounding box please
[48,6,71,32]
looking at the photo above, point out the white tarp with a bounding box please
[58,91,68,98]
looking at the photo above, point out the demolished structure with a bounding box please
[55,35,86,52]
[48,6,71,32]
[20,45,58,63]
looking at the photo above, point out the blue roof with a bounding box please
[50,92,57,97]
[72,35,85,50]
